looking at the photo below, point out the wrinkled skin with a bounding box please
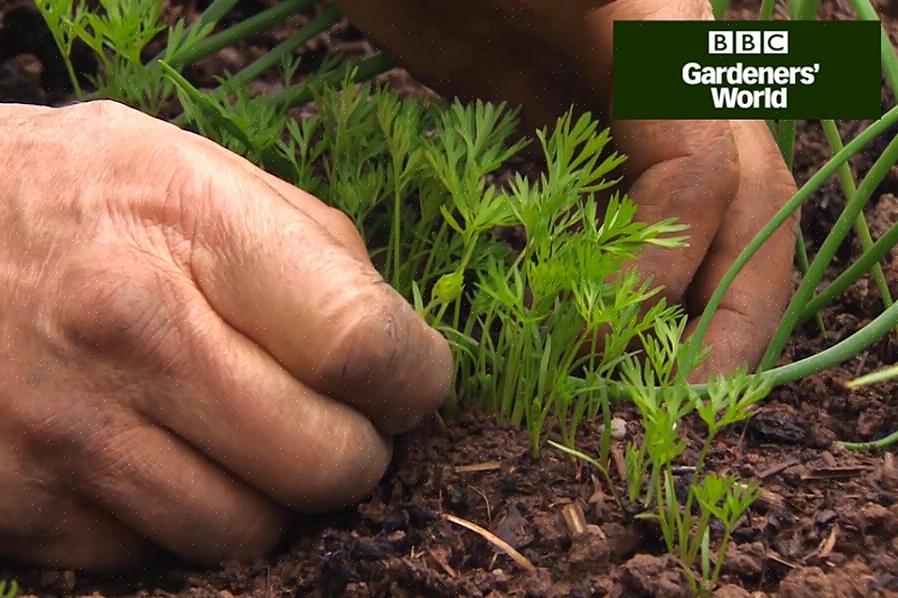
[0,102,451,568]
[0,0,796,570]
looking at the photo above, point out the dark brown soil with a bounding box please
[3,0,898,596]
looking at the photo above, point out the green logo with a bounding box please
[613,21,881,120]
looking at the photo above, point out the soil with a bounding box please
[2,0,898,596]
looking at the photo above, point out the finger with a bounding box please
[612,118,740,304]
[189,131,372,265]
[172,153,452,434]
[685,120,798,380]
[0,444,150,571]
[59,260,395,511]
[66,417,289,564]
[254,169,372,266]
[0,501,151,571]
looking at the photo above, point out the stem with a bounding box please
[272,52,393,111]
[761,131,898,369]
[759,0,776,20]
[847,0,898,97]
[194,0,241,30]
[217,6,341,94]
[681,104,898,376]
[166,0,315,69]
[391,173,403,288]
[801,218,898,321]
[774,119,827,335]
[62,51,84,98]
[777,120,796,166]
[795,233,827,335]
[149,0,240,65]
[820,119,893,311]
[764,297,898,386]
[796,0,821,20]
[711,0,730,19]
[710,530,734,589]
[840,429,898,451]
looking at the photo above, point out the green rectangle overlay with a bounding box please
[613,21,881,120]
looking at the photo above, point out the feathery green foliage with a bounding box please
[36,0,898,590]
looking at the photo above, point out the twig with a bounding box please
[443,513,536,573]
[455,461,502,473]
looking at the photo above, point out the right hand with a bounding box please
[0,100,452,570]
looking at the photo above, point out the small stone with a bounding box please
[610,418,628,440]
[714,584,751,598]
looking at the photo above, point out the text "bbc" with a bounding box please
[708,31,789,55]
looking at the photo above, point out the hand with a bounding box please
[0,101,451,570]
[336,0,799,378]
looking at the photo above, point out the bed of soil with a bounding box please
[3,0,898,596]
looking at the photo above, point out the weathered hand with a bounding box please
[0,101,451,569]
[337,0,798,377]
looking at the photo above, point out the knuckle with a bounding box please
[320,207,369,261]
[56,263,190,370]
[695,123,740,198]
[328,285,415,389]
[326,207,363,241]
[74,423,154,492]
[72,99,134,123]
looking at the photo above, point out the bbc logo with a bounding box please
[708,31,789,54]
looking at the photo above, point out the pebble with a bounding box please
[610,418,627,440]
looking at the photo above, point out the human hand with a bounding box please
[337,0,798,377]
[0,101,451,570]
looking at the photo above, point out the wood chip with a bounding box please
[802,466,872,480]
[766,550,798,569]
[443,513,536,573]
[454,461,502,474]
[741,484,787,513]
[818,525,838,559]
[758,458,800,479]
[562,502,587,536]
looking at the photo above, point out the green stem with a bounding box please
[167,0,315,69]
[764,297,898,386]
[150,0,239,65]
[773,119,826,335]
[840,430,898,451]
[711,0,730,19]
[820,119,893,310]
[681,104,898,376]
[796,0,821,20]
[710,531,733,589]
[217,6,341,94]
[794,233,826,335]
[272,52,393,111]
[777,120,796,166]
[761,131,898,369]
[801,218,898,321]
[847,0,898,97]
[391,177,403,289]
[759,0,776,20]
[608,290,898,407]
[62,52,84,98]
[194,0,241,30]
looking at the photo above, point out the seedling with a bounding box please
[0,580,18,598]
[37,0,898,592]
